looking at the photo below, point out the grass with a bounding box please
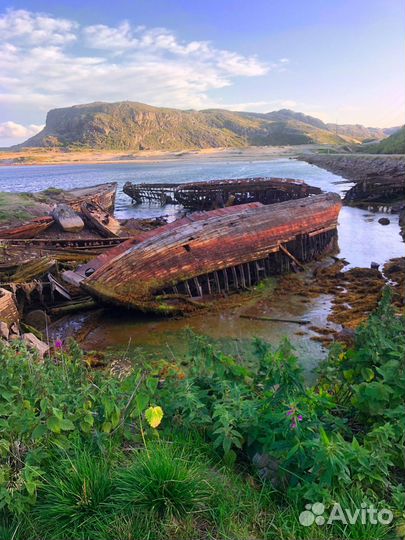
[33,446,114,540]
[114,442,213,519]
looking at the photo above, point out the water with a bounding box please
[0,158,403,265]
[0,158,403,372]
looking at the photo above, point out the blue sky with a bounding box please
[0,0,404,145]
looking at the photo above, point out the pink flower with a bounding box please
[55,339,63,349]
[291,422,297,429]
[286,410,294,416]
[298,415,303,422]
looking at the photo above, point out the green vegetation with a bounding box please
[19,101,367,150]
[0,289,403,539]
[360,126,405,154]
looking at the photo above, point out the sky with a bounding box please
[0,0,404,146]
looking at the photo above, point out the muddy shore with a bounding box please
[300,153,405,183]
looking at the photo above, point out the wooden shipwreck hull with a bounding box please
[80,193,342,313]
[174,177,321,210]
[123,177,321,209]
[35,182,118,213]
[0,216,54,239]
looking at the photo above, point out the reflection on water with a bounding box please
[1,158,403,371]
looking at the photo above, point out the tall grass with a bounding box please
[115,442,212,519]
[33,447,113,539]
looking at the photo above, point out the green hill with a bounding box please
[16,101,396,151]
[359,126,405,154]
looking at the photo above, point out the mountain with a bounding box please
[16,101,396,151]
[326,123,399,143]
[359,126,405,154]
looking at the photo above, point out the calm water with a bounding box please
[0,158,403,266]
[0,158,403,372]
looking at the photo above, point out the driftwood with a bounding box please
[78,193,341,313]
[49,298,97,315]
[240,314,310,324]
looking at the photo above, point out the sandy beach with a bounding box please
[0,144,327,167]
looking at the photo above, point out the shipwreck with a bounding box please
[123,177,321,209]
[65,192,342,314]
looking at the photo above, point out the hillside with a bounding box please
[326,123,398,143]
[16,101,395,151]
[359,126,405,154]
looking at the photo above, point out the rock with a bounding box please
[370,261,379,270]
[22,333,49,359]
[0,321,9,340]
[24,310,51,331]
[399,207,405,227]
[10,322,20,336]
[378,217,390,225]
[51,204,84,233]
[336,327,356,346]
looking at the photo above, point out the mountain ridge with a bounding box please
[16,101,398,151]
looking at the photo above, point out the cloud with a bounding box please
[0,8,77,45]
[0,7,274,125]
[0,121,44,139]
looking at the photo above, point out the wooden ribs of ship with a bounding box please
[344,173,405,204]
[123,177,321,209]
[174,177,322,210]
[77,192,342,314]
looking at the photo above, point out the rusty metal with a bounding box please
[78,193,342,313]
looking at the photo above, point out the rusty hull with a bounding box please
[80,193,342,313]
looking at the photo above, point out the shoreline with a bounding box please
[0,144,325,167]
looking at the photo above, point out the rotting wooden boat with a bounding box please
[174,177,322,210]
[122,177,321,209]
[0,216,54,239]
[35,182,117,213]
[123,182,178,206]
[0,288,19,325]
[80,202,120,238]
[77,193,342,314]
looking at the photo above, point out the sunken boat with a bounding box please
[123,177,321,209]
[73,192,341,314]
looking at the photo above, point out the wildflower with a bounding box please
[55,339,63,349]
[298,415,303,422]
[291,421,297,429]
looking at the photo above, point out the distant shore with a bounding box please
[0,144,328,167]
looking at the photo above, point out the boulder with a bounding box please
[24,310,51,331]
[0,321,9,340]
[52,204,84,233]
[22,333,49,359]
[378,217,390,225]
